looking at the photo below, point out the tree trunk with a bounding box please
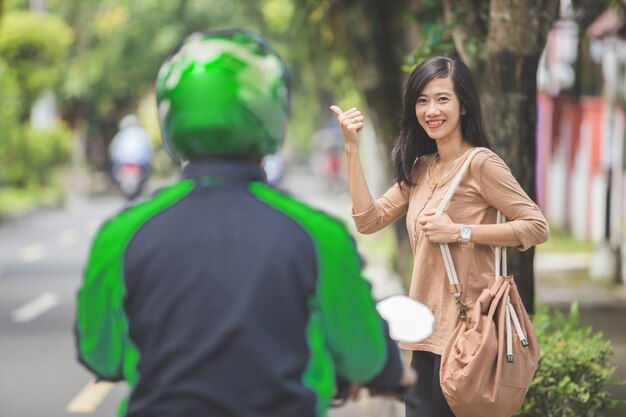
[329,0,407,160]
[441,0,487,72]
[329,0,414,281]
[480,0,558,313]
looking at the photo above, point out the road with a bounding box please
[0,196,128,417]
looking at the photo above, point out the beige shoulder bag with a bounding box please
[436,148,539,417]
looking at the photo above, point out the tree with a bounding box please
[0,10,72,121]
[440,0,560,312]
[0,10,73,188]
[294,0,561,313]
[53,0,264,170]
[294,0,411,164]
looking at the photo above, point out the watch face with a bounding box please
[461,227,471,239]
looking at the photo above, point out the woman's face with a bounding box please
[415,76,464,145]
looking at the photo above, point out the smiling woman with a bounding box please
[331,55,549,417]
[415,77,464,146]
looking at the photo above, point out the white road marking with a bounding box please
[19,243,46,263]
[57,229,78,248]
[11,292,60,322]
[66,380,116,413]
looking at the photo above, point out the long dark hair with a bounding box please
[392,56,491,186]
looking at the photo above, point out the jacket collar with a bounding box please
[181,158,267,184]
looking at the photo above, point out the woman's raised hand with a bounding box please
[330,105,364,149]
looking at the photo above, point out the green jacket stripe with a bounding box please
[76,180,194,385]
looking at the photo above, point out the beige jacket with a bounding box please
[352,148,549,354]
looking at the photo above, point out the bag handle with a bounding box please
[435,147,507,318]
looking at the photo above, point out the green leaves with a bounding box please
[0,122,71,188]
[262,0,294,32]
[0,11,72,119]
[0,14,72,190]
[404,22,455,71]
[516,303,621,417]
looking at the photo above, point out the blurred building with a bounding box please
[537,3,626,251]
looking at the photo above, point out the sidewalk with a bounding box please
[536,252,626,306]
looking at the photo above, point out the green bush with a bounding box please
[24,124,72,185]
[516,303,621,417]
[0,10,73,118]
[0,123,71,188]
[0,60,23,186]
[0,11,73,190]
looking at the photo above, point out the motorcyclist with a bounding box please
[108,114,153,199]
[75,28,415,417]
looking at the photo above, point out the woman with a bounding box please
[330,56,549,417]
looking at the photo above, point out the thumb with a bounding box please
[329,105,343,116]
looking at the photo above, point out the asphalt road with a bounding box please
[0,195,129,417]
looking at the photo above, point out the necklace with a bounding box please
[428,146,472,187]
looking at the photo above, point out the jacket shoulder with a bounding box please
[92,180,194,253]
[248,182,350,235]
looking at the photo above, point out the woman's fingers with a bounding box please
[346,122,364,130]
[330,105,363,122]
[340,107,360,118]
[329,105,343,116]
[341,111,362,123]
[330,105,364,142]
[418,209,437,225]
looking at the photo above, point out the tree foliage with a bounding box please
[52,0,264,168]
[0,9,72,189]
[0,10,72,120]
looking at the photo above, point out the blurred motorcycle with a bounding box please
[112,162,148,201]
[109,114,153,201]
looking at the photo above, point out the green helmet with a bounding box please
[156,28,290,160]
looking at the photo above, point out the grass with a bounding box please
[536,224,596,253]
[0,184,64,221]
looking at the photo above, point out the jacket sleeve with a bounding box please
[478,154,550,250]
[316,227,403,389]
[75,181,194,383]
[75,222,127,381]
[351,182,410,234]
[361,320,404,391]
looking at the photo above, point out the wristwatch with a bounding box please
[459,224,472,244]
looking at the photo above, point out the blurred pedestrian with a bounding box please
[331,55,549,417]
[75,28,415,417]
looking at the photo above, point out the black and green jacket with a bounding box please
[76,159,402,417]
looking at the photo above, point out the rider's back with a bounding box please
[124,164,319,417]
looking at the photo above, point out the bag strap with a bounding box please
[434,148,530,355]
[435,147,507,319]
